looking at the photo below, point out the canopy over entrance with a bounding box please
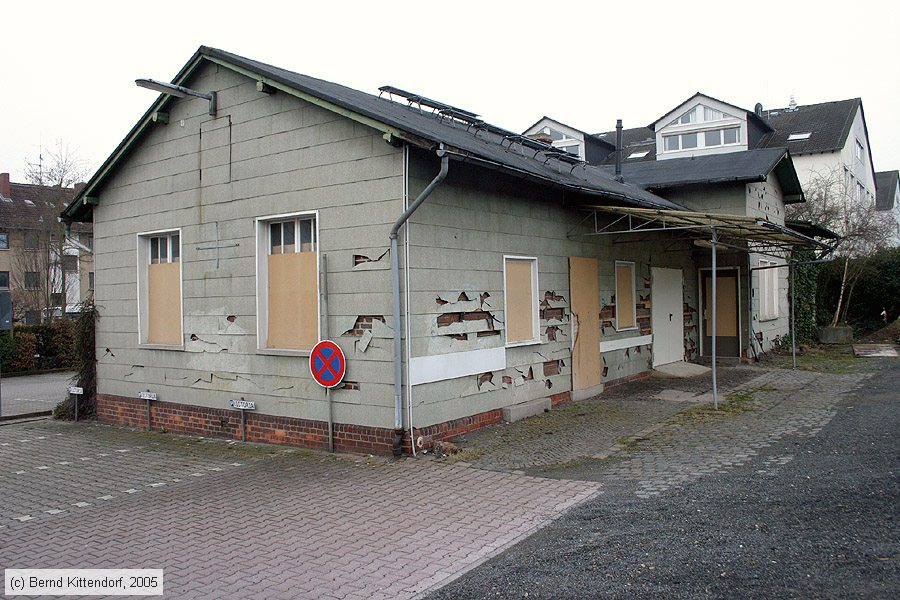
[568,204,837,408]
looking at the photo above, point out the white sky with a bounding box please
[2,1,898,183]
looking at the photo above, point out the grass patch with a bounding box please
[445,447,485,464]
[616,436,641,453]
[673,390,755,423]
[766,344,865,374]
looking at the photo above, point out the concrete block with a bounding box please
[818,326,853,344]
[502,397,551,423]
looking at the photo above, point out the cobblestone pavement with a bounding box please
[0,371,75,418]
[0,420,598,599]
[554,369,870,498]
[428,363,899,599]
[453,365,763,472]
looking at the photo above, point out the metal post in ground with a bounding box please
[710,228,718,411]
[791,259,797,370]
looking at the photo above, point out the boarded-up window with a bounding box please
[759,259,779,320]
[504,256,538,345]
[145,233,182,346]
[264,216,318,350]
[615,262,636,330]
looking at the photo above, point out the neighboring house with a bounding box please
[62,48,817,455]
[760,98,877,207]
[0,173,93,324]
[875,170,900,244]
[531,93,813,358]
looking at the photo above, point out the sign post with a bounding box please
[229,398,256,442]
[68,386,84,422]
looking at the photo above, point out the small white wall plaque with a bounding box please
[230,399,256,410]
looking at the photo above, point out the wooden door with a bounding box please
[702,270,739,357]
[569,257,601,390]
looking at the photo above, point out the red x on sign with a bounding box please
[309,340,346,389]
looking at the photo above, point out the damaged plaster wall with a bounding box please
[403,153,699,426]
[92,59,404,429]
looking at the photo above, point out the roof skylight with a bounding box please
[787,132,812,141]
[628,151,649,159]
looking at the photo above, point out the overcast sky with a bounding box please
[2,1,897,184]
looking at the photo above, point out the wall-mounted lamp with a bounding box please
[135,78,217,116]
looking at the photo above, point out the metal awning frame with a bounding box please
[570,205,837,410]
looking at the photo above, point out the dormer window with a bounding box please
[538,126,583,158]
[664,127,739,152]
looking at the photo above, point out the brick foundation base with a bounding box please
[603,371,651,390]
[97,393,517,456]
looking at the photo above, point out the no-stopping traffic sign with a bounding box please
[309,340,346,389]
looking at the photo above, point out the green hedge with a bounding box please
[0,319,78,374]
[817,248,900,332]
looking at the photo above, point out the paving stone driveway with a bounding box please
[0,421,598,599]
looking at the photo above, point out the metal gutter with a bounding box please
[389,146,448,455]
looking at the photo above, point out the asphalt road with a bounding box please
[427,365,900,599]
[0,371,75,417]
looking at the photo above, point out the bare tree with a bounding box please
[786,166,894,326]
[24,139,91,188]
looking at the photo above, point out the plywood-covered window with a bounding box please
[504,256,539,346]
[258,214,319,351]
[615,261,636,330]
[758,259,779,320]
[138,230,183,347]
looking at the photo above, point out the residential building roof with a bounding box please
[596,148,805,203]
[875,170,899,210]
[63,47,681,222]
[759,98,862,155]
[1,180,89,232]
[593,127,657,162]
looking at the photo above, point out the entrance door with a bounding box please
[651,267,684,366]
[569,257,601,391]
[702,270,740,357]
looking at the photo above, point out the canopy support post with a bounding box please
[791,257,797,370]
[710,228,718,410]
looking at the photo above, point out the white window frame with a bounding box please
[614,260,638,332]
[136,228,184,349]
[503,255,540,347]
[758,259,779,321]
[855,139,864,162]
[255,210,320,355]
[663,127,741,152]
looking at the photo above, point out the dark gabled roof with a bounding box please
[596,147,805,203]
[875,170,899,210]
[63,47,679,221]
[648,92,774,134]
[759,98,861,155]
[593,126,657,163]
[1,182,89,232]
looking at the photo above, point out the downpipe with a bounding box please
[390,146,449,456]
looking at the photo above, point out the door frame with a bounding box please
[698,266,741,357]
[651,267,684,367]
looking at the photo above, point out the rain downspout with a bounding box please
[390,145,449,456]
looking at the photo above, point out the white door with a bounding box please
[652,267,684,366]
